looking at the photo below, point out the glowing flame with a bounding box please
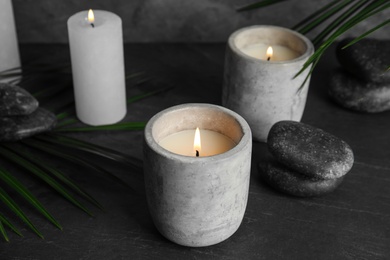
[88,9,95,23]
[266,46,273,60]
[193,127,201,156]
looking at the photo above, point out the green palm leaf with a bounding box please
[0,165,64,229]
[37,134,142,172]
[55,122,146,132]
[2,146,103,211]
[0,212,23,238]
[237,0,287,12]
[0,186,44,239]
[0,146,93,218]
[238,0,389,81]
[0,218,9,242]
[0,61,169,241]
[22,139,134,190]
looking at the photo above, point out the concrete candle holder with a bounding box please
[222,25,314,142]
[143,103,252,247]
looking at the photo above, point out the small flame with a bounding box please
[266,46,273,60]
[88,9,95,23]
[194,127,201,156]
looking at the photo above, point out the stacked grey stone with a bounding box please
[329,38,390,113]
[260,121,354,197]
[0,83,57,141]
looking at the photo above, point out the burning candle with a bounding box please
[143,103,252,247]
[223,25,314,142]
[241,44,300,61]
[67,9,126,126]
[158,127,236,157]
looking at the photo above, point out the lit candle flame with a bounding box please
[266,46,273,61]
[88,9,95,24]
[194,127,201,157]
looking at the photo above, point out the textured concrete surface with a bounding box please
[222,25,313,142]
[12,0,390,43]
[1,43,390,259]
[143,104,252,246]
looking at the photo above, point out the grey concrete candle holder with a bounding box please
[222,25,314,142]
[143,103,252,247]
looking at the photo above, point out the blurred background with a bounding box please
[12,0,389,43]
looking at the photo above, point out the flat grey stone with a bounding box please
[259,161,344,197]
[329,70,390,113]
[337,38,390,83]
[0,83,39,117]
[268,121,354,180]
[0,108,57,142]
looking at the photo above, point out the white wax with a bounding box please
[0,0,21,83]
[67,10,127,126]
[159,129,236,157]
[241,43,300,61]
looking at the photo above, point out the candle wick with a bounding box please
[267,56,271,61]
[91,23,95,28]
[196,150,199,157]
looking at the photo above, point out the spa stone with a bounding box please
[336,38,390,84]
[329,70,390,113]
[0,83,38,117]
[259,161,344,197]
[268,121,354,180]
[0,108,57,142]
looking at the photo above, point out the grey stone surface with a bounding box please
[259,161,344,197]
[337,38,390,83]
[12,0,390,43]
[329,70,390,113]
[268,121,354,180]
[0,83,38,116]
[0,107,57,142]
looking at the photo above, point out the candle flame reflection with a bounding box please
[194,127,201,156]
[88,9,95,23]
[266,46,273,60]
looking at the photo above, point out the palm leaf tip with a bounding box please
[0,220,9,242]
[237,0,287,12]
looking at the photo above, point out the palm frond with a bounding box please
[0,218,9,242]
[0,163,63,229]
[37,134,142,172]
[0,62,170,241]
[292,0,340,30]
[342,18,390,48]
[237,0,287,12]
[238,0,389,83]
[312,0,368,46]
[55,122,146,132]
[0,146,93,218]
[0,186,44,239]
[298,0,354,35]
[22,139,134,190]
[0,212,23,238]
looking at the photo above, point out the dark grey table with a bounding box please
[1,43,389,259]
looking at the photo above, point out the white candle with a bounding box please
[67,9,126,126]
[241,43,300,61]
[0,0,21,83]
[159,128,236,157]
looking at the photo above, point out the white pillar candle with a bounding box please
[67,9,126,126]
[0,0,21,83]
[159,128,236,157]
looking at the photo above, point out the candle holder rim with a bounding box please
[228,25,314,64]
[144,103,252,162]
